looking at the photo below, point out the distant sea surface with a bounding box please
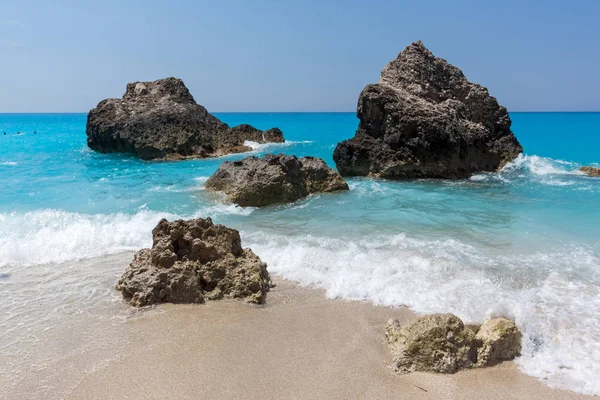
[1,112,599,395]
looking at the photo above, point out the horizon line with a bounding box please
[1,110,600,115]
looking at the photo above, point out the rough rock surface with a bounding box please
[476,318,522,366]
[116,218,270,307]
[333,41,522,179]
[205,153,349,207]
[385,314,478,373]
[385,314,521,374]
[87,78,284,160]
[580,166,600,177]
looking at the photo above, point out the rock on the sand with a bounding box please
[86,77,284,160]
[476,317,522,367]
[333,41,522,179]
[385,314,521,374]
[205,153,349,207]
[116,217,270,307]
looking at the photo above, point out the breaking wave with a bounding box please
[243,230,600,395]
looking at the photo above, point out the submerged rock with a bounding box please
[333,41,522,179]
[205,153,349,207]
[86,78,284,160]
[580,166,600,177]
[116,218,270,307]
[385,314,521,374]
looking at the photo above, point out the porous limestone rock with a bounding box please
[385,314,478,373]
[475,317,522,367]
[385,314,522,374]
[116,217,270,307]
[205,153,349,207]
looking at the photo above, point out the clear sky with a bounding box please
[1,0,598,112]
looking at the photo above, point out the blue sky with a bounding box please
[0,0,598,112]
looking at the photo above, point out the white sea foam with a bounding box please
[1,164,599,395]
[501,154,580,176]
[0,210,170,267]
[0,161,17,166]
[470,154,590,187]
[0,206,252,268]
[243,140,314,153]
[242,231,600,395]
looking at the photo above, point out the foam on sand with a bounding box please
[242,230,600,395]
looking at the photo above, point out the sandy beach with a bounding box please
[6,271,588,400]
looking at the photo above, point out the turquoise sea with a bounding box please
[1,112,599,395]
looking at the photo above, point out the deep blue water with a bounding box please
[0,112,599,394]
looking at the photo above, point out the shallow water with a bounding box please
[0,112,599,395]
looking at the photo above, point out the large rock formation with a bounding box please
[385,314,521,374]
[580,166,600,177]
[116,218,270,307]
[205,153,349,207]
[334,41,522,179]
[87,78,284,160]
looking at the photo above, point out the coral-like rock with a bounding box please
[475,318,522,367]
[385,314,478,373]
[385,314,522,374]
[116,218,270,307]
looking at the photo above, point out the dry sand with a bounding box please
[58,277,590,400]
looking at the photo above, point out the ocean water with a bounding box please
[1,112,599,395]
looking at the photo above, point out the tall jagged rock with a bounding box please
[86,77,284,160]
[334,41,522,179]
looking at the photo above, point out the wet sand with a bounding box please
[44,277,589,400]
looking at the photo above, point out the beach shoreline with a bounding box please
[5,265,590,400]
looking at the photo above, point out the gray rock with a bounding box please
[580,166,600,177]
[205,153,349,207]
[385,314,522,374]
[86,78,284,160]
[116,217,270,307]
[334,41,522,179]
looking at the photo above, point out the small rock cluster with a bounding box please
[385,314,522,373]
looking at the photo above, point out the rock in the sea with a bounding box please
[334,41,522,179]
[385,314,521,374]
[87,78,284,160]
[475,318,522,367]
[580,166,600,177]
[205,153,349,207]
[116,217,270,307]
